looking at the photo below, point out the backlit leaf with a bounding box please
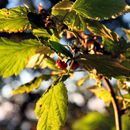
[26,54,56,69]
[35,82,68,130]
[12,75,50,95]
[72,112,113,130]
[0,38,50,77]
[52,1,86,30]
[33,28,51,38]
[52,0,130,21]
[73,0,130,20]
[88,86,112,103]
[0,6,31,33]
[52,0,73,16]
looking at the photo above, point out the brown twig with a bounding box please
[103,77,122,130]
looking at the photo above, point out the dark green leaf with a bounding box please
[73,0,130,20]
[50,41,72,57]
[121,60,130,69]
[79,55,130,78]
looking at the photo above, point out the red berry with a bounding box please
[56,59,67,70]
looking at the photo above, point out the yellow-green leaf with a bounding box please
[0,6,31,33]
[89,86,112,103]
[76,75,88,87]
[35,82,68,130]
[33,28,51,38]
[12,75,50,95]
[0,38,50,77]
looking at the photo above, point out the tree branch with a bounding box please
[103,77,122,130]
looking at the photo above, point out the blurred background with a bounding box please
[0,0,130,130]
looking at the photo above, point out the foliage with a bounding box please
[12,74,50,95]
[0,7,31,33]
[0,0,130,130]
[35,81,68,130]
[72,112,114,130]
[72,112,130,130]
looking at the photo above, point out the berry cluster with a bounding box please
[64,30,107,56]
[56,59,79,70]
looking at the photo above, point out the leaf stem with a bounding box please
[103,77,122,130]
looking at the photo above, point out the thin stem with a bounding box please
[104,77,122,130]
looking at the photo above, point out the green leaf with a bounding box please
[33,29,51,38]
[123,94,130,100]
[35,82,68,130]
[0,6,31,33]
[52,0,73,16]
[27,54,58,69]
[50,41,73,57]
[64,12,86,30]
[49,34,60,42]
[52,1,86,30]
[52,0,130,21]
[43,57,59,70]
[72,0,130,20]
[12,75,50,95]
[49,35,73,57]
[72,112,113,130]
[121,60,130,69]
[79,55,130,78]
[0,38,50,77]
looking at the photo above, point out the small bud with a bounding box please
[38,3,43,13]
[66,31,74,39]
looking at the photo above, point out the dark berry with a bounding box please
[44,16,55,29]
[93,36,102,43]
[71,61,79,70]
[60,24,68,31]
